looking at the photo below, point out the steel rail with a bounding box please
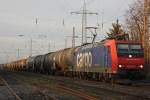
[48,76,150,100]
[56,83,99,100]
[0,76,22,100]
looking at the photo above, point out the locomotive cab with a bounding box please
[116,41,144,70]
[104,39,145,78]
[115,41,145,78]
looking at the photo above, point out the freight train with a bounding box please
[1,39,145,80]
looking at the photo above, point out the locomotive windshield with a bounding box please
[117,43,144,57]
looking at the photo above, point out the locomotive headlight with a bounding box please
[119,65,122,68]
[129,55,132,58]
[140,65,143,68]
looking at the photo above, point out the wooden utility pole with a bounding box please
[143,0,148,47]
[143,0,150,63]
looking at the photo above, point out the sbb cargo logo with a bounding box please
[77,52,92,68]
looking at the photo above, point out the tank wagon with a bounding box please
[2,39,145,80]
[3,58,27,72]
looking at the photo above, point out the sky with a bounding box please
[0,0,135,63]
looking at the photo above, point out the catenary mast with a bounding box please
[71,0,98,44]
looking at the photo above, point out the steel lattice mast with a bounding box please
[71,0,98,44]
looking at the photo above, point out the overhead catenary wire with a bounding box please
[0,0,136,63]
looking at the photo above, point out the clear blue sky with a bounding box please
[0,0,135,63]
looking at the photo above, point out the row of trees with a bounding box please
[106,0,144,41]
[106,0,150,77]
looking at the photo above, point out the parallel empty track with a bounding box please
[48,76,150,100]
[0,76,21,100]
[56,83,99,100]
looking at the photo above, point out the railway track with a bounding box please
[10,72,97,100]
[56,83,99,100]
[47,76,150,100]
[83,78,150,87]
[81,81,150,100]
[74,80,150,100]
[0,76,22,100]
[8,71,150,100]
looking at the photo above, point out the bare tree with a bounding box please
[125,0,144,41]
